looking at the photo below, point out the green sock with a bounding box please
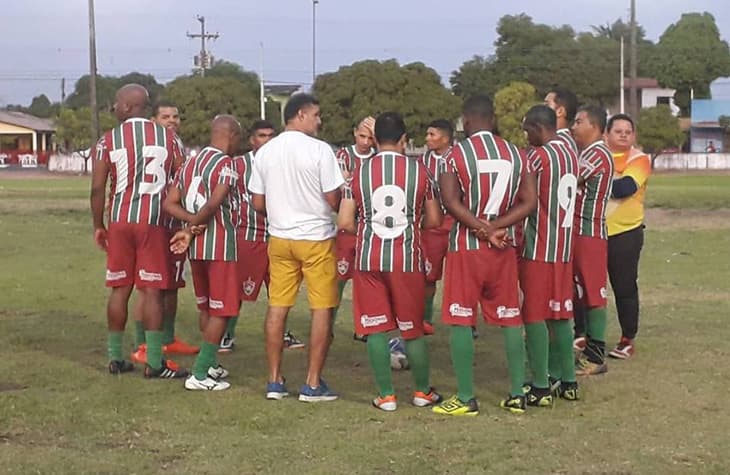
[134,321,146,347]
[502,326,526,397]
[332,280,347,322]
[586,307,608,343]
[450,325,475,402]
[145,331,163,370]
[107,332,123,361]
[423,294,435,325]
[366,333,394,397]
[548,334,563,381]
[548,320,576,383]
[525,322,549,388]
[225,316,239,339]
[405,337,430,393]
[162,315,175,345]
[193,342,219,380]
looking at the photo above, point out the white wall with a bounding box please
[654,153,730,170]
[642,88,680,116]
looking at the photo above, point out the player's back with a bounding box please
[234,151,267,242]
[576,141,614,239]
[556,128,578,157]
[447,130,526,251]
[352,151,431,272]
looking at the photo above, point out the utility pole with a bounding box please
[260,42,265,120]
[187,16,219,77]
[628,0,639,119]
[61,77,66,105]
[620,37,625,114]
[312,0,319,86]
[88,0,99,173]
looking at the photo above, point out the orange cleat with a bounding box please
[130,344,147,364]
[163,338,199,355]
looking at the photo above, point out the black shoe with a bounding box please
[353,332,368,343]
[108,360,134,374]
[144,360,189,379]
[525,385,553,407]
[558,381,580,401]
[471,326,479,339]
[499,394,526,414]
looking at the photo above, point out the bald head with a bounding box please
[114,84,150,121]
[210,115,242,155]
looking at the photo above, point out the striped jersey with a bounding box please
[351,151,434,272]
[556,128,578,157]
[421,149,454,233]
[164,134,187,230]
[522,139,579,262]
[95,118,181,226]
[233,151,267,242]
[176,146,239,261]
[445,130,526,251]
[575,140,614,239]
[337,145,376,178]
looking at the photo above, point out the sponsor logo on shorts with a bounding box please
[496,306,520,319]
[195,296,208,304]
[243,277,256,296]
[449,304,473,318]
[549,300,562,312]
[139,269,162,282]
[360,314,388,328]
[396,319,414,331]
[424,259,433,276]
[600,287,607,298]
[337,258,349,276]
[209,299,224,309]
[564,299,574,312]
[106,270,127,281]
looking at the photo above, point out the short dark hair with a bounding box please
[427,119,454,141]
[578,105,608,133]
[250,119,275,134]
[550,87,578,122]
[152,100,177,117]
[523,105,557,130]
[374,112,406,144]
[607,113,635,132]
[462,95,494,121]
[284,93,319,124]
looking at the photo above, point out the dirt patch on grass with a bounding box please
[645,208,730,230]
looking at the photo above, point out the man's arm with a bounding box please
[90,149,109,251]
[187,183,232,226]
[439,171,489,233]
[487,172,538,230]
[422,199,443,230]
[251,193,266,214]
[321,144,345,212]
[337,197,357,234]
[324,188,342,212]
[163,185,196,223]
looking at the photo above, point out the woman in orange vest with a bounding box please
[605,114,651,360]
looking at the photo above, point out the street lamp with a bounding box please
[312,0,319,86]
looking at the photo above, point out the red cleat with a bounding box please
[163,338,199,355]
[130,344,147,364]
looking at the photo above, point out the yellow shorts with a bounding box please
[267,236,339,309]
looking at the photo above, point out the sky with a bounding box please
[1,0,729,106]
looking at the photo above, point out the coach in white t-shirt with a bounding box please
[249,93,344,402]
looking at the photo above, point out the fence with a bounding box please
[653,153,730,170]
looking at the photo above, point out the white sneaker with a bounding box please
[219,335,235,353]
[208,365,229,380]
[184,375,231,391]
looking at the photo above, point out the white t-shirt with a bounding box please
[249,130,344,240]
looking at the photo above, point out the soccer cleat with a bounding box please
[283,330,305,350]
[499,394,526,414]
[432,395,479,416]
[353,332,368,343]
[372,394,397,412]
[412,388,443,407]
[558,381,580,401]
[184,375,231,391]
[144,360,188,379]
[163,338,199,355]
[523,377,561,396]
[130,344,147,364]
[423,321,435,335]
[471,326,479,339]
[525,385,553,407]
[576,354,608,376]
[573,336,587,352]
[208,364,229,380]
[265,380,289,400]
[108,360,134,374]
[298,379,339,402]
[218,335,235,353]
[609,338,635,360]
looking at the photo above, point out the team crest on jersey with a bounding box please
[243,278,256,296]
[337,258,349,276]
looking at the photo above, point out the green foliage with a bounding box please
[636,105,685,155]
[55,107,116,152]
[64,72,163,112]
[27,94,53,118]
[314,60,460,146]
[494,82,538,147]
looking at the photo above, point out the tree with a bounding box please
[450,55,498,99]
[314,59,460,145]
[55,107,116,153]
[28,94,53,118]
[647,12,730,115]
[636,105,685,156]
[64,72,163,112]
[494,82,539,147]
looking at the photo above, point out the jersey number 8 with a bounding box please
[371,184,408,239]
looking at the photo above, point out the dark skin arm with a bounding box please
[324,188,342,212]
[487,172,538,230]
[422,198,443,230]
[336,198,357,234]
[90,158,109,251]
[251,193,266,215]
[163,183,232,226]
[439,171,492,234]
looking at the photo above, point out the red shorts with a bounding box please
[352,270,425,340]
[190,260,240,317]
[519,259,574,323]
[573,236,608,308]
[335,230,357,281]
[422,229,449,283]
[105,223,171,289]
[237,238,269,301]
[166,228,187,290]
[441,247,522,327]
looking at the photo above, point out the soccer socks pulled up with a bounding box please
[525,322,550,389]
[548,334,563,381]
[423,291,435,325]
[193,342,219,380]
[450,325,475,402]
[405,337,431,393]
[549,320,576,383]
[502,326,526,397]
[145,331,163,370]
[586,307,608,344]
[134,321,146,348]
[332,280,347,322]
[225,316,239,339]
[162,315,176,345]
[107,332,123,361]
[366,333,394,397]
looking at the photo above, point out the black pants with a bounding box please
[607,226,644,340]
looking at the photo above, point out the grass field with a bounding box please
[1,172,729,474]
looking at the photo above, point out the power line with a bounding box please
[186,15,219,77]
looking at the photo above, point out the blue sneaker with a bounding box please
[265,380,289,400]
[298,379,339,402]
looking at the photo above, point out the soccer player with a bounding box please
[164,115,242,391]
[519,105,580,406]
[544,87,579,155]
[333,117,375,341]
[337,112,443,411]
[605,114,650,360]
[570,106,615,377]
[90,84,187,379]
[222,120,304,352]
[432,95,537,416]
[420,119,455,335]
[130,100,199,365]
